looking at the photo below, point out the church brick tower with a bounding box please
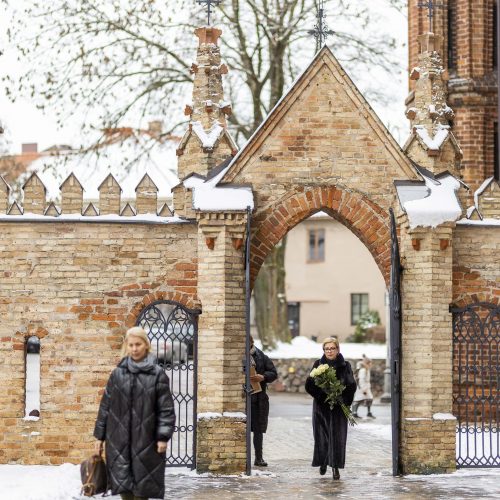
[408,0,499,190]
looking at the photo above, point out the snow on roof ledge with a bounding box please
[403,171,462,229]
[183,163,254,211]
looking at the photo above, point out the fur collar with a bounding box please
[320,352,346,369]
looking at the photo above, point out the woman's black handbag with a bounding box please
[80,453,108,497]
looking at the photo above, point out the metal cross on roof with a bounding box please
[196,0,221,26]
[418,0,445,33]
[308,0,334,53]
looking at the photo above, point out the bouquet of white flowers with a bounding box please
[310,364,357,426]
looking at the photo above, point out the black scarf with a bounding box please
[320,352,346,369]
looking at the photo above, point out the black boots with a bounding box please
[319,465,339,479]
[253,432,268,466]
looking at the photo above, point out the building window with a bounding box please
[287,302,300,338]
[351,293,369,325]
[25,336,41,419]
[308,228,325,262]
[447,1,457,70]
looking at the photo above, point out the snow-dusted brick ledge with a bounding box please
[456,218,500,227]
[0,213,189,225]
[22,416,40,422]
[405,413,456,422]
[433,413,456,421]
[197,411,246,421]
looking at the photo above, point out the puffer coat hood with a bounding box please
[94,355,175,499]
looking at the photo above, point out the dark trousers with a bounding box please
[253,431,264,460]
[352,399,373,415]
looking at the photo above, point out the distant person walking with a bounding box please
[94,327,176,500]
[250,335,278,467]
[352,355,375,419]
[305,337,357,480]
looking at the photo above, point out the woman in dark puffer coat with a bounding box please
[305,337,356,481]
[94,327,176,500]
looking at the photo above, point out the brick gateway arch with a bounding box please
[249,186,392,285]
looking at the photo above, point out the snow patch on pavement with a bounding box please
[0,463,92,500]
[355,423,392,441]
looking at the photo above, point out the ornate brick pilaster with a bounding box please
[399,218,456,474]
[404,33,462,177]
[176,27,237,182]
[195,211,247,473]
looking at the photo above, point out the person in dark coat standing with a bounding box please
[305,337,356,480]
[94,327,176,500]
[250,335,278,467]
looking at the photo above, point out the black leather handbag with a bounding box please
[80,453,108,497]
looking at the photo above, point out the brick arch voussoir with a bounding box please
[126,290,201,327]
[452,293,500,309]
[250,186,391,286]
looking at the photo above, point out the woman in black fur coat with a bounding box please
[305,337,357,480]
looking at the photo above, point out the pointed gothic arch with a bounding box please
[250,185,391,286]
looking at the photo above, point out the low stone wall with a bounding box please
[268,358,386,397]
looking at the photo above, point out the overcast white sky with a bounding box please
[0,1,409,154]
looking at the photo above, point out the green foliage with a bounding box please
[351,309,381,343]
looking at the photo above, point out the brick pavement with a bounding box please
[161,397,500,499]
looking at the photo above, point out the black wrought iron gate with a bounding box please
[451,302,500,468]
[136,300,200,468]
[389,208,402,476]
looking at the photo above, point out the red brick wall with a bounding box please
[408,0,498,190]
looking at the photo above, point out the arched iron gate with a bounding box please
[451,302,500,468]
[136,300,200,468]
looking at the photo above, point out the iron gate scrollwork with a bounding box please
[136,300,200,468]
[389,208,402,477]
[451,302,500,468]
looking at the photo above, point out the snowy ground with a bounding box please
[3,395,499,499]
[254,336,387,360]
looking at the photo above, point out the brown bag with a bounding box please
[80,453,108,497]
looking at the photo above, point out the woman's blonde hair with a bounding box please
[322,337,340,351]
[121,326,151,357]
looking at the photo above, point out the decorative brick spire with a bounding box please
[177,27,237,180]
[404,33,462,175]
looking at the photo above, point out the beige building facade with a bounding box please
[285,214,386,341]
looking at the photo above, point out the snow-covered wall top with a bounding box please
[398,172,462,229]
[183,164,254,211]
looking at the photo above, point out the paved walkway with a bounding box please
[163,393,499,499]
